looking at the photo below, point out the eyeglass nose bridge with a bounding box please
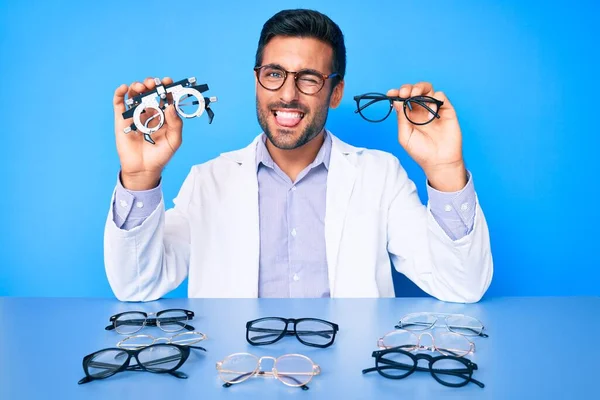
[415,331,436,351]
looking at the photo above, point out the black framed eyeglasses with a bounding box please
[254,64,339,95]
[77,343,206,384]
[105,309,195,335]
[362,346,484,388]
[353,92,444,125]
[246,317,339,348]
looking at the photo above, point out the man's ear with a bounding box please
[329,79,345,109]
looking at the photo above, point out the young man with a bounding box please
[105,9,493,302]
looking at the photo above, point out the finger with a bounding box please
[431,90,457,118]
[162,76,174,86]
[399,84,412,99]
[143,77,158,92]
[410,82,434,98]
[127,81,146,99]
[113,84,128,115]
[386,88,398,97]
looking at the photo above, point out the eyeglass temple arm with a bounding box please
[222,371,309,390]
[394,322,488,338]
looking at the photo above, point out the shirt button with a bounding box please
[291,186,297,191]
[291,228,297,237]
[293,274,300,281]
[460,203,469,211]
[444,204,452,212]
[136,201,144,208]
[119,200,128,208]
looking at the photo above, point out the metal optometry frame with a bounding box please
[121,77,218,144]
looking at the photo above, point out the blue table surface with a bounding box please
[1,296,598,399]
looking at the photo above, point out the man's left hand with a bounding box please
[388,82,467,192]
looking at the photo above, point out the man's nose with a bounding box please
[278,74,300,103]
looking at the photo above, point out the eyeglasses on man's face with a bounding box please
[254,64,339,95]
[353,92,444,125]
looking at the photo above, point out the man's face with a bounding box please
[256,36,344,150]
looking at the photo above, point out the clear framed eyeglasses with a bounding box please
[378,329,475,357]
[117,331,207,350]
[396,312,488,337]
[216,353,321,390]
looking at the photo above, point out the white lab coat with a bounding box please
[104,132,493,302]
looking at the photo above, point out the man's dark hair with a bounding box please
[255,9,346,82]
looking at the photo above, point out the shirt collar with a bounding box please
[255,130,332,171]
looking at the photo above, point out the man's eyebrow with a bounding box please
[261,63,324,75]
[262,63,284,69]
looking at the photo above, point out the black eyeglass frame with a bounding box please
[245,317,339,348]
[353,92,444,125]
[104,309,196,333]
[254,64,340,95]
[77,343,207,384]
[362,346,485,388]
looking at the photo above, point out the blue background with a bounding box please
[1,0,598,298]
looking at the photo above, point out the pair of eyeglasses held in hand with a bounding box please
[216,352,321,390]
[354,92,444,125]
[246,317,339,348]
[78,343,206,384]
[105,309,195,335]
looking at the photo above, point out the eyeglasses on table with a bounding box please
[362,346,484,388]
[216,352,321,390]
[116,331,207,350]
[78,343,206,384]
[353,92,443,124]
[396,312,488,337]
[378,329,475,357]
[105,309,195,335]
[246,317,339,348]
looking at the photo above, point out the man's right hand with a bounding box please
[113,77,183,190]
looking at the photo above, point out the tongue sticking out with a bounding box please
[275,111,304,128]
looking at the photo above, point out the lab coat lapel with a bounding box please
[325,134,361,296]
